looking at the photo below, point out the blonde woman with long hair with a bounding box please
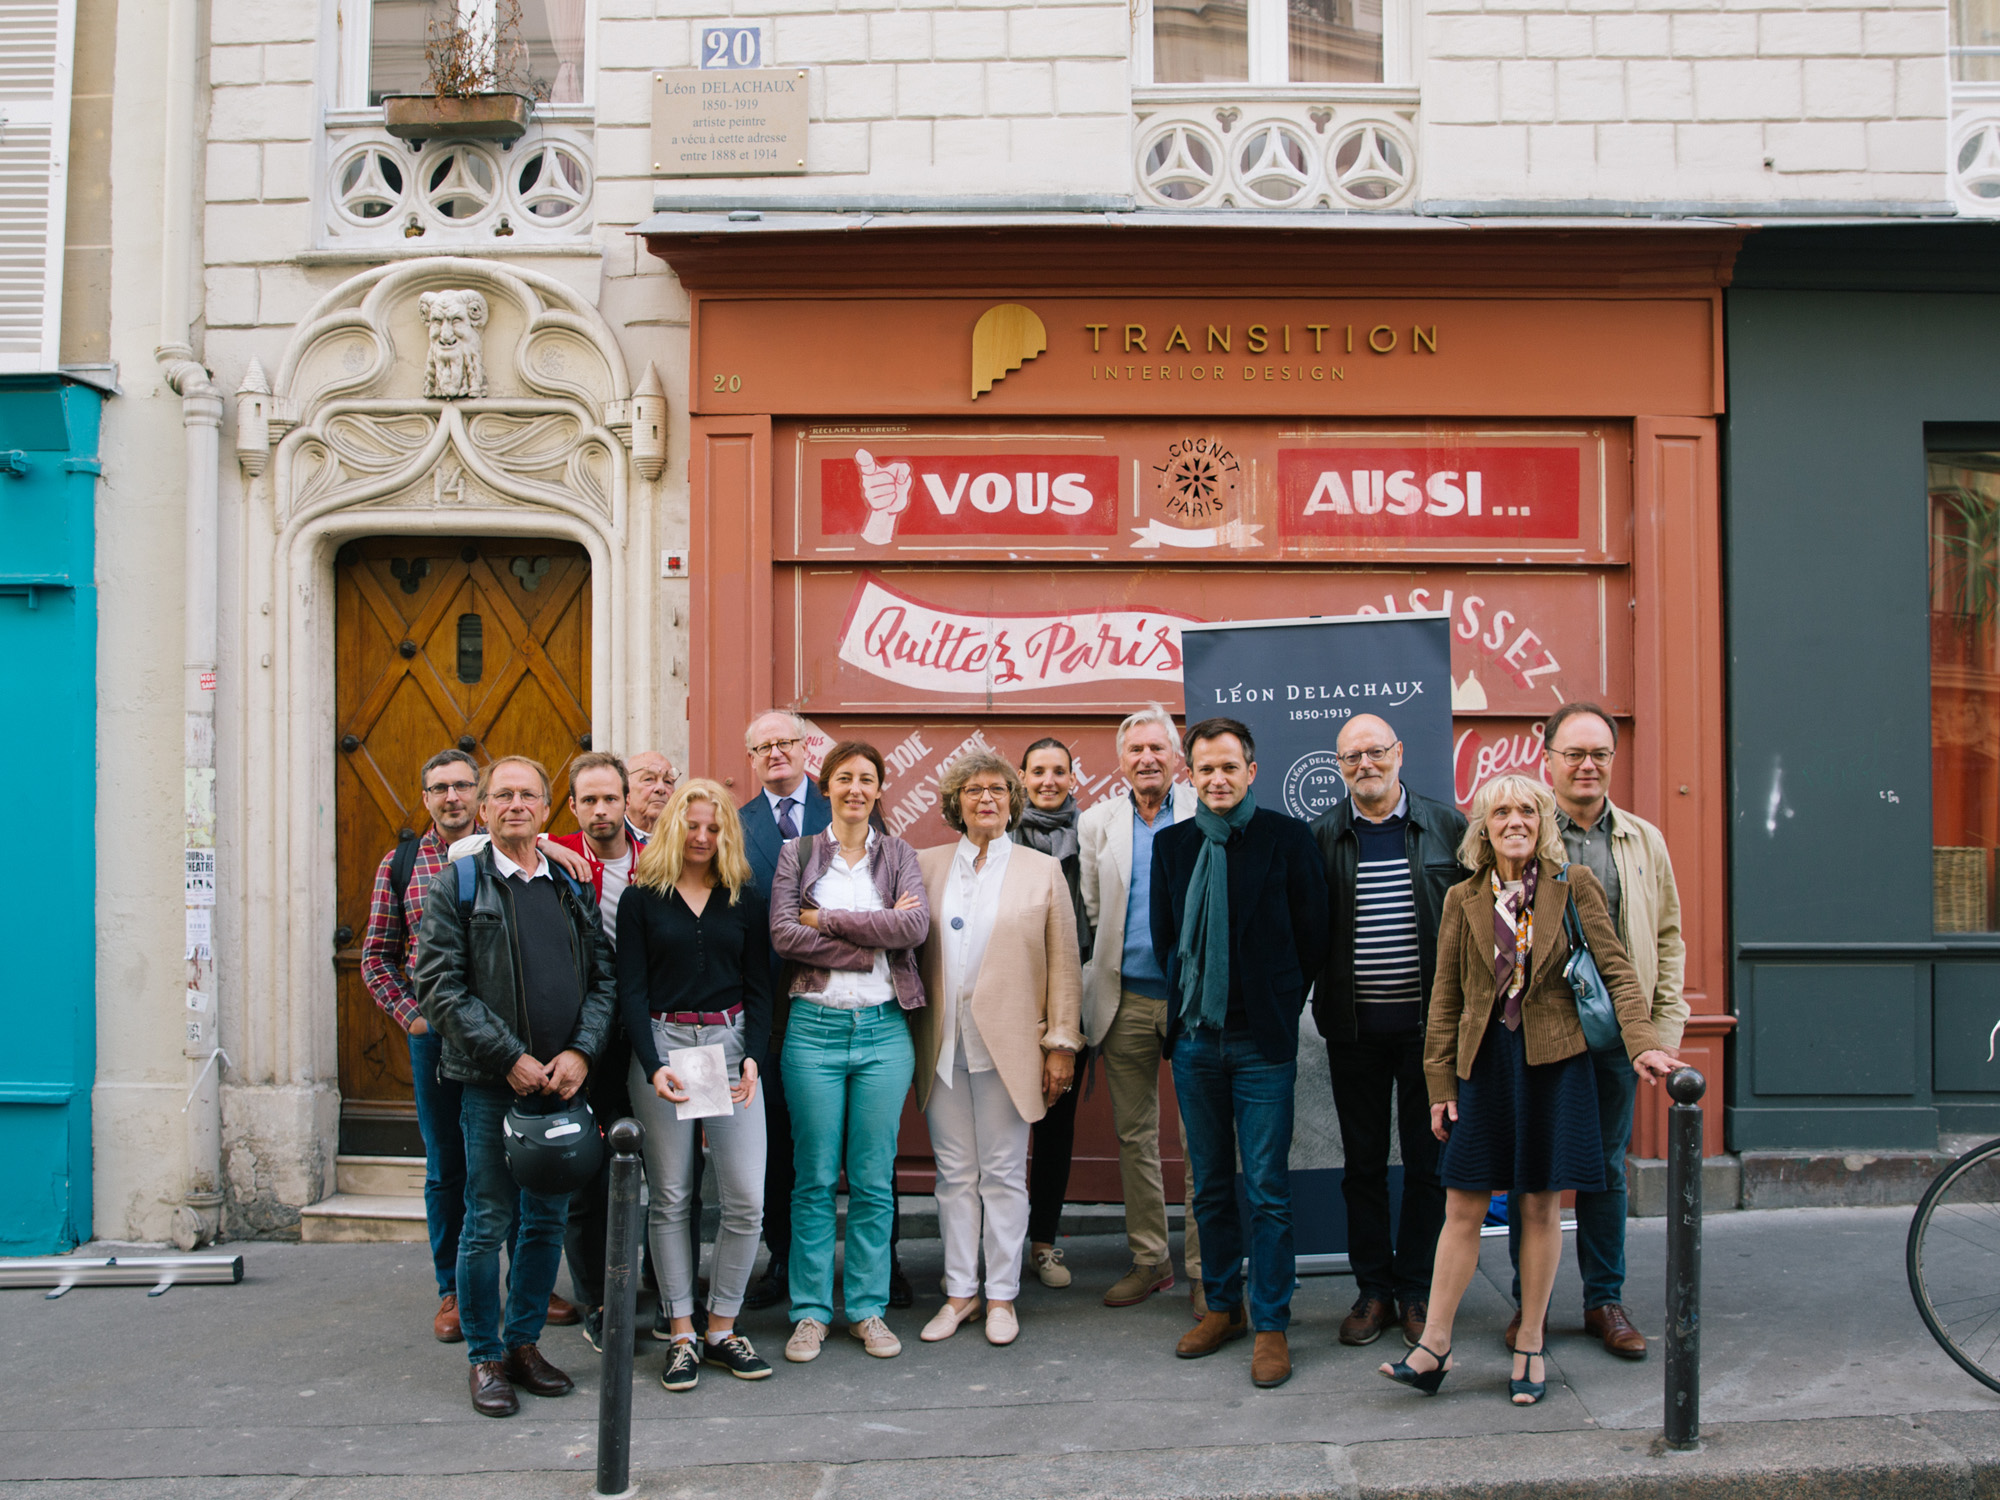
[1380,774,1674,1407]
[615,778,776,1391]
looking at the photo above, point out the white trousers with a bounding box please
[924,1060,1031,1302]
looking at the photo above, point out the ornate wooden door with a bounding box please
[333,536,592,1155]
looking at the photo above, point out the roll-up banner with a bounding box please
[1179,612,1455,1268]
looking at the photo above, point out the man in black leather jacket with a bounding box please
[416,755,617,1418]
[1309,714,1469,1353]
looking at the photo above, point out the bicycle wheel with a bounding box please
[1908,1136,2000,1393]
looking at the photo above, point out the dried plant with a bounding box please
[424,0,529,99]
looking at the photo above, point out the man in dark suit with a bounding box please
[737,710,832,1311]
[1150,717,1330,1392]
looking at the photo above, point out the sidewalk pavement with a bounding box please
[4,1205,1998,1498]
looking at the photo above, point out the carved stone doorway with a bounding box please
[332,534,592,1155]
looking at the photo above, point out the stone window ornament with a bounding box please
[420,290,489,399]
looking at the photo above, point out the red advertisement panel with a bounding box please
[775,566,1629,718]
[820,452,1120,539]
[1278,447,1581,541]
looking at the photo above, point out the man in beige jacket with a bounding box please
[1078,706,1203,1310]
[1511,701,1688,1361]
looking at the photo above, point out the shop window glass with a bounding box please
[1289,0,1384,85]
[1954,0,2000,83]
[369,0,586,106]
[1931,451,2000,932]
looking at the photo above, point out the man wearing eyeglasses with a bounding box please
[1308,714,1467,1352]
[1510,700,1686,1362]
[737,711,833,1313]
[625,750,679,840]
[361,748,483,1344]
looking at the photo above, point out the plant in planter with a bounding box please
[382,0,536,147]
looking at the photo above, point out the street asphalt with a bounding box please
[4,1205,1998,1497]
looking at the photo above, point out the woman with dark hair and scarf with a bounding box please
[1013,737,1095,1289]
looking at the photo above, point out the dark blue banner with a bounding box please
[1179,612,1456,819]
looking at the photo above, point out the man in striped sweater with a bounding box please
[1309,713,1468,1351]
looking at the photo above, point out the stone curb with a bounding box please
[8,1411,2000,1500]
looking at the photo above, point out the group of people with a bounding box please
[362,696,1687,1417]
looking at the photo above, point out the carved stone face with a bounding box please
[418,289,489,399]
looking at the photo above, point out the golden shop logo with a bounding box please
[971,304,1046,399]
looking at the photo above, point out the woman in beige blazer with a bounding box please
[912,749,1084,1348]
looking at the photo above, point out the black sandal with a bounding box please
[1510,1347,1547,1405]
[1381,1340,1452,1395]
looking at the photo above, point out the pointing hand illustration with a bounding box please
[855,448,912,546]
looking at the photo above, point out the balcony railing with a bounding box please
[1132,92,1418,212]
[320,118,595,249]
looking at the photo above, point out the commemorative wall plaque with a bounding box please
[652,67,809,177]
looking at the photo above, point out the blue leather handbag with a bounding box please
[1559,866,1624,1055]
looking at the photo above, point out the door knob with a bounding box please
[333,924,355,946]
[458,735,477,753]
[340,734,361,752]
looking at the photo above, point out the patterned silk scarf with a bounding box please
[1490,863,1539,1031]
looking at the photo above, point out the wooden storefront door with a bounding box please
[333,536,592,1155]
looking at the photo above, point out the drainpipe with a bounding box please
[159,346,223,1251]
[157,0,220,1251]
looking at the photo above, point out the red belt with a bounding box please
[651,1004,743,1025]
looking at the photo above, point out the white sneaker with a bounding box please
[848,1315,902,1358]
[1032,1246,1072,1288]
[784,1317,828,1363]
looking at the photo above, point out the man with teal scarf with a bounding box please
[1149,717,1330,1390]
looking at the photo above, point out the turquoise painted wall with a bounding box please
[0,377,99,1252]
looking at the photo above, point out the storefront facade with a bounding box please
[644,218,1735,1173]
[1726,224,2000,1154]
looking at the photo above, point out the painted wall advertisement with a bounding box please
[1179,614,1456,821]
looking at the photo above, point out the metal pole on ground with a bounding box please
[1663,1067,1706,1451]
[596,1117,644,1500]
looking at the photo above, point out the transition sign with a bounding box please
[1179,612,1455,823]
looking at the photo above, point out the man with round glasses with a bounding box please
[1506,700,1687,1362]
[1309,713,1467,1352]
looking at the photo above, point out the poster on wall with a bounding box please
[1179,613,1456,823]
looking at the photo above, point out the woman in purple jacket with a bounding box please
[768,741,931,1364]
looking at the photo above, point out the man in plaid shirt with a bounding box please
[360,748,485,1343]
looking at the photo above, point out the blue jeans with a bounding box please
[408,1028,467,1299]
[1506,1046,1638,1309]
[1172,1025,1297,1333]
[457,1084,571,1364]
[783,1001,914,1326]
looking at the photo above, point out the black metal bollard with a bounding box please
[1663,1067,1706,1450]
[596,1117,644,1499]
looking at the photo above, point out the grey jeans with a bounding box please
[627,1016,767,1318]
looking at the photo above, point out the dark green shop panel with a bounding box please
[1936,964,2000,1094]
[1751,964,1921,1096]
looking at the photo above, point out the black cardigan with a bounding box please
[615,880,774,1078]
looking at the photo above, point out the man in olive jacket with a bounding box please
[416,755,617,1419]
[1310,713,1468,1352]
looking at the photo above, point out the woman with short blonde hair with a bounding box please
[910,749,1084,1348]
[1380,773,1675,1406]
[617,779,775,1391]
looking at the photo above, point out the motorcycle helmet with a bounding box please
[503,1095,604,1196]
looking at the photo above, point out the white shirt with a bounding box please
[491,843,550,882]
[809,827,895,1008]
[936,833,1012,1083]
[597,848,633,948]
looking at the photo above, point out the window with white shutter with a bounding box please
[0,0,75,374]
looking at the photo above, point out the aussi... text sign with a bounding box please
[1279,447,1581,540]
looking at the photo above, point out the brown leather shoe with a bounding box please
[433,1293,463,1344]
[1339,1295,1396,1347]
[1504,1306,1522,1352]
[469,1361,518,1418]
[1103,1260,1174,1307]
[545,1294,581,1327]
[1252,1331,1292,1388]
[501,1343,576,1397]
[1400,1299,1428,1350]
[1584,1303,1649,1360]
[1175,1306,1249,1359]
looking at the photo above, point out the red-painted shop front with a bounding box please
[643,223,1737,1192]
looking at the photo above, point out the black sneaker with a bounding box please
[744,1259,786,1311]
[651,1302,671,1341]
[703,1332,773,1381]
[888,1258,914,1310]
[579,1306,604,1353]
[661,1338,701,1392]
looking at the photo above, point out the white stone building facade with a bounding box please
[14,0,1987,1240]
